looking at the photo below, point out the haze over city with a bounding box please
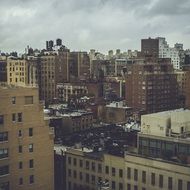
[1,0,190,53]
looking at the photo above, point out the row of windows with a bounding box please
[11,96,34,105]
[18,159,34,169]
[126,167,190,190]
[68,157,102,172]
[18,128,33,137]
[0,129,33,143]
[18,144,33,153]
[0,148,8,159]
[19,175,34,185]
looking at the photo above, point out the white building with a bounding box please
[157,37,181,70]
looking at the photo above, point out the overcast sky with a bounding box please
[0,0,190,53]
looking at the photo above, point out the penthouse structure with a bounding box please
[0,84,54,190]
[138,109,190,161]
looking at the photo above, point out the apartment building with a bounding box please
[98,101,132,124]
[7,57,38,87]
[7,57,28,86]
[38,53,57,103]
[64,146,190,190]
[125,59,180,114]
[56,83,88,102]
[62,109,190,190]
[141,37,182,70]
[0,84,54,190]
[183,65,190,109]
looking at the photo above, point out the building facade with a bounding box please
[64,147,190,190]
[0,84,54,190]
[125,59,180,114]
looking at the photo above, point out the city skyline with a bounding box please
[1,0,190,53]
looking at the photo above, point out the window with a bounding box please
[29,159,34,168]
[29,175,34,184]
[19,177,23,185]
[91,162,95,171]
[168,177,172,190]
[142,171,146,183]
[29,144,33,152]
[29,128,33,137]
[68,157,71,165]
[127,183,131,190]
[79,160,83,167]
[18,130,22,137]
[0,149,8,159]
[91,175,95,184]
[98,164,102,173]
[178,179,182,190]
[73,158,77,166]
[134,185,138,190]
[159,175,163,188]
[86,173,89,183]
[25,96,33,104]
[127,167,131,179]
[85,161,89,169]
[112,181,115,190]
[73,170,77,178]
[12,97,16,104]
[0,132,8,142]
[105,166,109,174]
[68,169,71,177]
[112,167,116,176]
[18,145,22,153]
[0,165,9,176]
[119,183,123,190]
[119,169,123,178]
[0,182,9,190]
[79,172,83,180]
[151,173,155,186]
[134,169,138,181]
[19,162,23,169]
[187,181,190,190]
[17,113,22,122]
[0,115,4,125]
[12,113,16,122]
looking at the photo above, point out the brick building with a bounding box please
[125,59,180,114]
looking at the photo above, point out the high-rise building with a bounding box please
[0,56,7,82]
[141,37,159,58]
[7,57,38,87]
[0,84,54,190]
[125,58,180,114]
[141,37,183,70]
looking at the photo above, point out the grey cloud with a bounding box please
[0,0,190,53]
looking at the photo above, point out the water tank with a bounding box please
[56,38,62,46]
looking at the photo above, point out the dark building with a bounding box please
[0,58,7,82]
[141,38,159,58]
[125,58,180,114]
[56,38,62,46]
[69,52,90,81]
